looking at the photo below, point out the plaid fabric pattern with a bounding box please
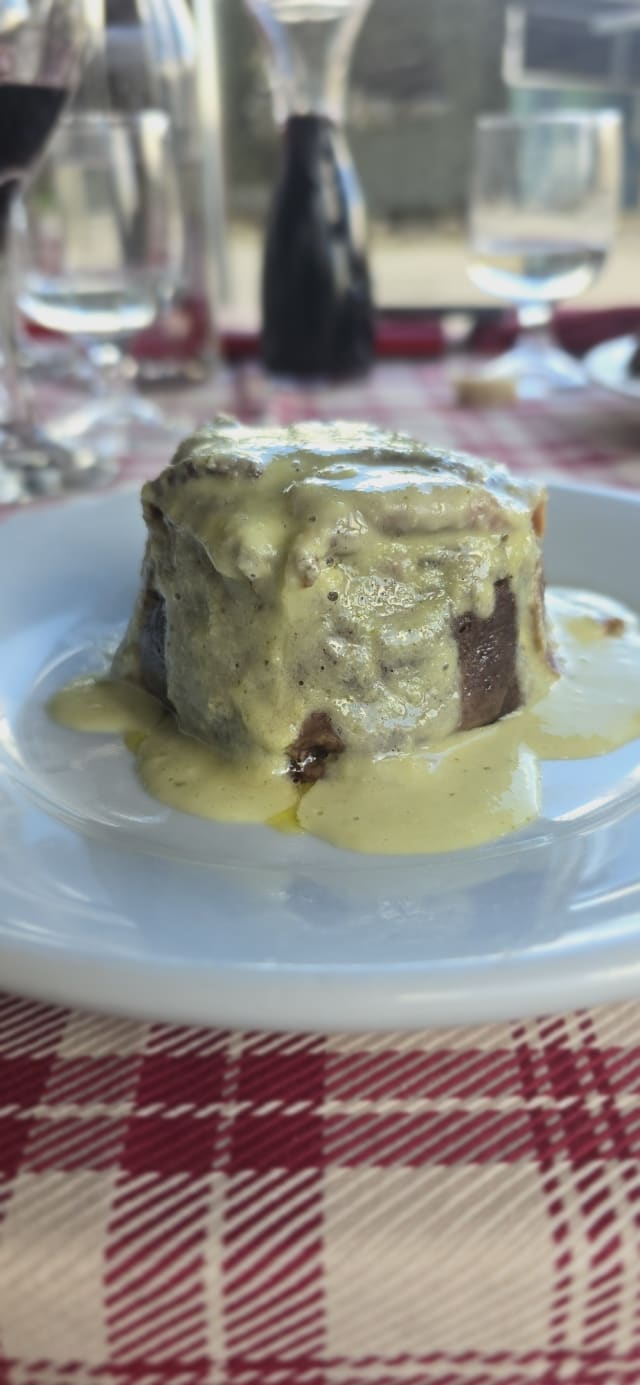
[2,361,640,1383]
[113,360,640,491]
[3,997,640,1383]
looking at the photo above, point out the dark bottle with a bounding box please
[245,0,374,382]
[262,113,373,378]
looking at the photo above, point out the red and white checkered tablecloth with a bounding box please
[119,359,640,493]
[3,360,640,1385]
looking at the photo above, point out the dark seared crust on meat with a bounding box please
[134,588,345,780]
[138,581,170,706]
[134,578,525,762]
[531,497,546,538]
[290,580,523,774]
[532,566,557,672]
[455,578,521,731]
[288,712,345,783]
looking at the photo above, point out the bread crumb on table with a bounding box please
[454,372,518,408]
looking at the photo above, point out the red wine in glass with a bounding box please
[0,0,88,501]
[0,83,68,250]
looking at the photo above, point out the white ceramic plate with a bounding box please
[2,481,640,1033]
[585,334,640,402]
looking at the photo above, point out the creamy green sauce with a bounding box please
[49,588,640,855]
[112,420,552,757]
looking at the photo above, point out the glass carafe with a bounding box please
[245,0,374,381]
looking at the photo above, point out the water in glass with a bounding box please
[466,111,621,396]
[469,239,608,305]
[20,110,182,341]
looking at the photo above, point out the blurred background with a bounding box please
[217,0,640,325]
[5,0,640,501]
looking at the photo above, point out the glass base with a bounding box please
[51,391,190,447]
[480,336,586,401]
[0,422,115,505]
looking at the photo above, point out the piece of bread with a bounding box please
[113,418,555,780]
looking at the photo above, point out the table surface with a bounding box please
[3,359,640,1385]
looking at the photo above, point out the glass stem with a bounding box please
[0,244,31,429]
[516,301,554,343]
[85,339,136,399]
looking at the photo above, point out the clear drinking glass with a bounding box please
[0,0,88,502]
[19,109,184,453]
[467,111,622,398]
[84,0,218,386]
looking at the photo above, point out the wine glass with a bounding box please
[18,109,185,457]
[0,0,88,502]
[467,111,622,399]
[20,0,220,392]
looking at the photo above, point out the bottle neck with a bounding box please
[281,111,335,151]
[247,1,370,125]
